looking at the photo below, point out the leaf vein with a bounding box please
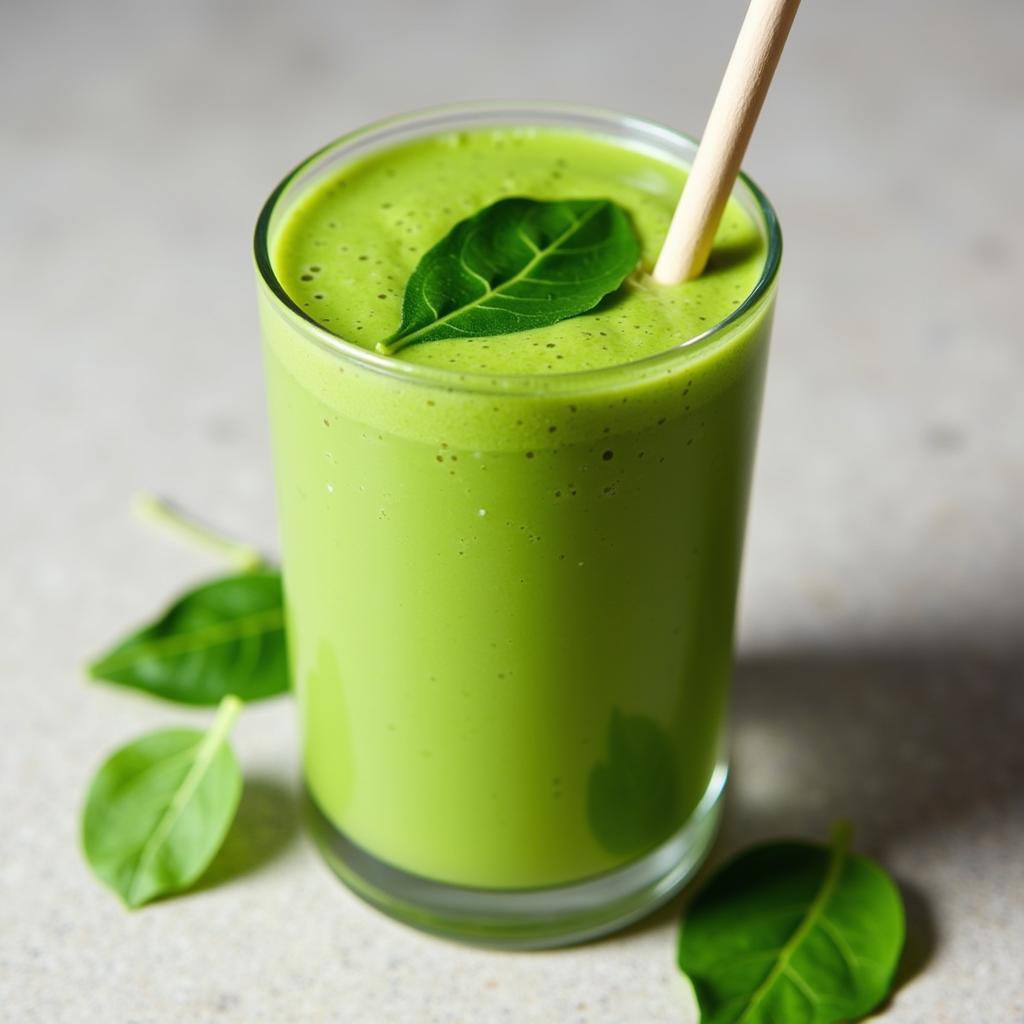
[733,830,852,1023]
[95,608,285,675]
[125,699,240,905]
[387,201,610,348]
[782,964,822,1006]
[819,916,887,973]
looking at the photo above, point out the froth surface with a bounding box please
[271,128,766,376]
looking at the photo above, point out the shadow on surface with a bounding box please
[619,646,1024,991]
[196,775,300,893]
[724,648,1023,855]
[872,876,937,1014]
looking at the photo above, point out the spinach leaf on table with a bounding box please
[88,570,288,705]
[678,822,905,1024]
[82,695,244,908]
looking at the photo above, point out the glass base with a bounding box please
[305,762,727,949]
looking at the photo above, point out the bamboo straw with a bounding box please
[652,0,801,284]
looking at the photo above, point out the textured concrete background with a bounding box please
[2,0,1022,1020]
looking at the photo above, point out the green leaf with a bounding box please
[587,707,676,856]
[88,570,288,705]
[82,696,244,908]
[678,823,905,1024]
[376,196,641,354]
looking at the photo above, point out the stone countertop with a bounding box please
[2,0,1022,1020]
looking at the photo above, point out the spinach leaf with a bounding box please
[81,696,244,908]
[678,823,904,1023]
[376,196,640,354]
[587,707,676,856]
[88,570,288,705]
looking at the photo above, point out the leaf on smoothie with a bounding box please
[376,197,641,353]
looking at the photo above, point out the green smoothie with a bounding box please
[258,119,774,891]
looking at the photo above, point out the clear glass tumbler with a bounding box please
[254,102,780,948]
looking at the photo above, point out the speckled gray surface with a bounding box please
[2,0,1023,1021]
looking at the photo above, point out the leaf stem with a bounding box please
[132,493,265,572]
[830,818,854,854]
[734,821,854,1023]
[124,693,243,906]
[208,693,245,740]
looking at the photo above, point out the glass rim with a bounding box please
[253,100,782,396]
